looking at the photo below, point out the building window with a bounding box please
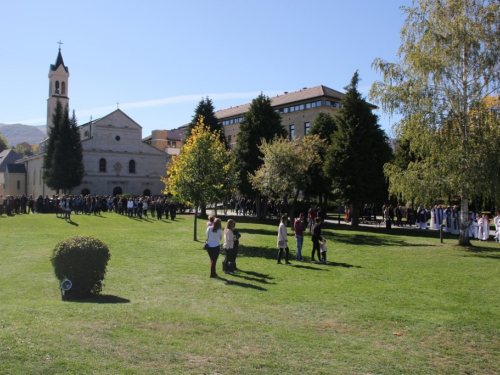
[115,135,120,141]
[305,122,310,135]
[283,107,289,113]
[227,135,232,145]
[39,169,41,184]
[99,158,106,172]
[129,160,136,173]
[172,141,176,148]
[17,180,20,190]
[33,170,36,185]
[61,81,66,95]
[55,81,60,94]
[289,124,295,140]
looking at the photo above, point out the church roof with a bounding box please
[50,50,69,73]
[0,149,22,173]
[6,163,26,173]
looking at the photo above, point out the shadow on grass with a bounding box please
[328,231,438,248]
[238,228,279,237]
[66,219,79,226]
[230,269,276,285]
[237,245,277,260]
[217,277,268,291]
[291,264,329,271]
[324,261,362,268]
[461,243,500,260]
[65,294,130,304]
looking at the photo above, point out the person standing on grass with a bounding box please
[294,213,306,261]
[311,217,324,262]
[206,218,223,278]
[277,214,291,264]
[222,219,236,274]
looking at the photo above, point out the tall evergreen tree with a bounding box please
[43,101,84,193]
[0,131,8,153]
[303,112,337,203]
[185,97,227,148]
[325,72,393,227]
[234,93,287,196]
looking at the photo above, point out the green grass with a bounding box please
[1,212,499,374]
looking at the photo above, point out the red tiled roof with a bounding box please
[215,85,345,119]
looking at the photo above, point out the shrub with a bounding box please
[51,236,111,299]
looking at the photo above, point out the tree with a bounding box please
[303,112,337,203]
[0,131,8,153]
[250,135,327,227]
[43,101,84,193]
[325,72,393,227]
[370,0,500,245]
[185,97,227,148]
[163,118,237,240]
[234,93,287,197]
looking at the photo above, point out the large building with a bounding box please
[8,49,168,198]
[215,85,348,149]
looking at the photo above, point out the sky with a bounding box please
[0,0,412,138]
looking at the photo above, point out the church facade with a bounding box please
[12,49,168,198]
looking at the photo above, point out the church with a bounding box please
[9,49,168,198]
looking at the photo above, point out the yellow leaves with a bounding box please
[162,118,237,203]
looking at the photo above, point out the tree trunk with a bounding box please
[459,184,471,246]
[200,203,207,217]
[194,205,198,241]
[351,205,360,227]
[256,193,261,220]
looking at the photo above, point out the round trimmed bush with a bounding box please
[51,236,111,298]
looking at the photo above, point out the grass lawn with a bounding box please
[1,212,499,374]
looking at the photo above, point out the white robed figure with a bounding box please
[477,216,485,240]
[436,206,444,229]
[430,206,437,229]
[444,207,452,233]
[481,215,490,241]
[451,207,460,235]
[468,214,476,238]
[418,209,427,229]
[494,213,500,242]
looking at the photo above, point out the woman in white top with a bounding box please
[222,219,236,274]
[205,218,223,278]
[277,214,291,264]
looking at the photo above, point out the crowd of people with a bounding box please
[0,193,182,221]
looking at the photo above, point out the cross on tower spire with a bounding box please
[57,40,63,51]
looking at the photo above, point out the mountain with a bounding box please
[0,123,46,146]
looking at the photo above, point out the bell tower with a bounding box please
[47,42,70,135]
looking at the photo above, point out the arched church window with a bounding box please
[55,81,60,94]
[61,81,66,95]
[33,170,36,185]
[129,160,136,173]
[99,158,106,172]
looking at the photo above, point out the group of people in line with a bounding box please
[380,204,500,241]
[0,193,183,221]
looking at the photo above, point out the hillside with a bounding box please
[0,123,46,146]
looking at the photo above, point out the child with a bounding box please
[207,215,215,227]
[319,239,327,264]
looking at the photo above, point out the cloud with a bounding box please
[76,91,281,117]
[15,90,282,125]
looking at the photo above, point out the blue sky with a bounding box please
[0,0,411,137]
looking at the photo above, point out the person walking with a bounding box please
[222,219,236,274]
[311,217,324,262]
[294,213,306,261]
[277,214,291,264]
[205,218,223,278]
